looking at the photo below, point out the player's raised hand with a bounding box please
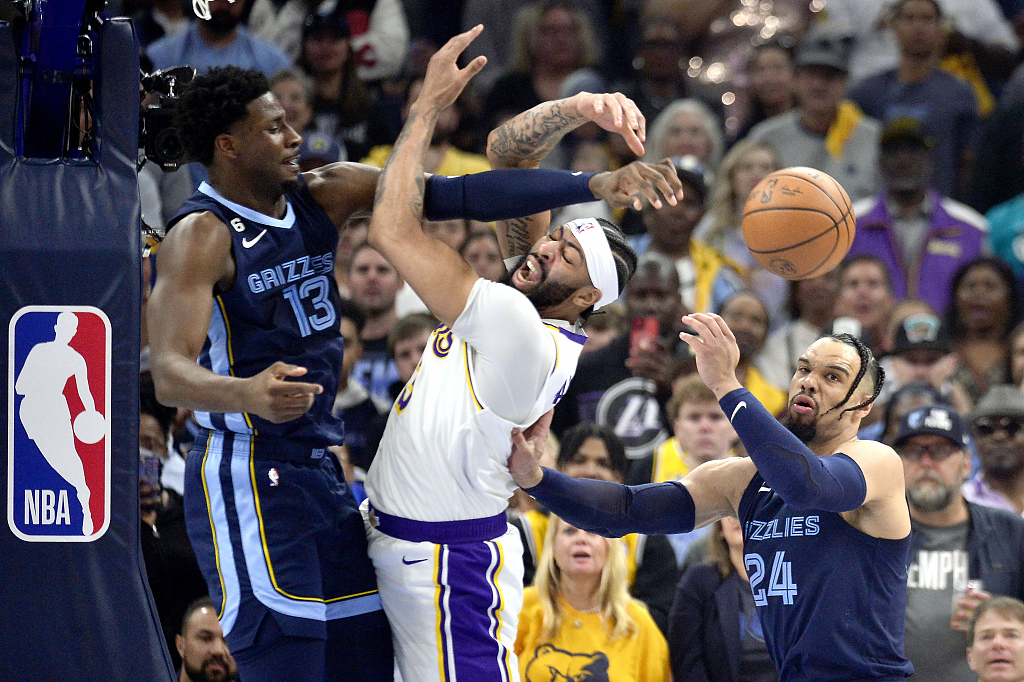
[589,158,684,211]
[246,361,324,423]
[574,92,647,157]
[679,313,743,398]
[415,25,488,113]
[508,409,554,489]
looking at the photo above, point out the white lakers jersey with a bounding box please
[366,279,585,521]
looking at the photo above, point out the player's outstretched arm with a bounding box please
[148,213,323,423]
[366,26,488,328]
[486,92,650,258]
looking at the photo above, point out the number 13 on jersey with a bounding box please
[745,550,798,606]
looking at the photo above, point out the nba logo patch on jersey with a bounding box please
[8,306,111,542]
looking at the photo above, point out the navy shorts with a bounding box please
[184,430,392,679]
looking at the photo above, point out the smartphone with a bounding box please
[629,316,660,359]
[139,450,163,491]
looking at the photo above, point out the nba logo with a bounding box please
[8,306,111,541]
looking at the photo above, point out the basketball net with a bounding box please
[192,0,237,21]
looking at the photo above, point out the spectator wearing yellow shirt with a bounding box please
[516,515,671,682]
[360,77,490,176]
[717,291,788,416]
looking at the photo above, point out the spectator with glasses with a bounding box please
[963,385,1024,516]
[894,403,1024,682]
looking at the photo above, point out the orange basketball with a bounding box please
[741,167,855,280]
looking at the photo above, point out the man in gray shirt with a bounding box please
[895,404,1024,681]
[747,30,880,201]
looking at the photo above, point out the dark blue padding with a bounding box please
[0,18,175,681]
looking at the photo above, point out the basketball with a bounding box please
[73,409,106,444]
[741,167,855,280]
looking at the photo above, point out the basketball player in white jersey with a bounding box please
[362,26,685,681]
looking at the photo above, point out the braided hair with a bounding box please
[824,332,885,417]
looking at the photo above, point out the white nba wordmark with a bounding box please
[14,312,100,535]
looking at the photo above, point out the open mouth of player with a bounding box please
[790,395,817,416]
[283,153,300,170]
[514,255,544,287]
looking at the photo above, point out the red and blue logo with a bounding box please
[8,306,111,542]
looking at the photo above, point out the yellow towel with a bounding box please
[825,100,865,160]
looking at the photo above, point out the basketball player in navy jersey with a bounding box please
[148,56,683,682]
[511,312,915,681]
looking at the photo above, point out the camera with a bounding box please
[140,65,195,172]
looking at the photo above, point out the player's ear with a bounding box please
[175,634,185,658]
[214,132,240,160]
[572,285,601,309]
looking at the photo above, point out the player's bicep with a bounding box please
[681,457,757,528]
[842,441,906,506]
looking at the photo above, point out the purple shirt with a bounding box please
[962,475,1023,517]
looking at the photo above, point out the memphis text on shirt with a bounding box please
[246,253,334,294]
[745,515,821,542]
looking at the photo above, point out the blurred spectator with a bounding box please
[881,312,973,415]
[757,270,841,389]
[459,229,506,282]
[612,16,696,125]
[963,384,1024,514]
[984,177,1024,283]
[176,596,239,682]
[249,0,409,80]
[697,138,787,322]
[735,40,797,141]
[849,117,987,316]
[147,0,290,77]
[967,64,1024,214]
[346,242,403,401]
[818,0,1020,90]
[386,311,438,400]
[1013,322,1024,388]
[629,157,742,313]
[747,30,881,202]
[966,597,1024,682]
[894,404,1024,682]
[513,424,680,635]
[550,252,690,456]
[132,0,190,49]
[362,77,490,173]
[643,99,725,176]
[331,299,388,478]
[139,377,207,670]
[298,12,375,161]
[270,69,346,170]
[581,303,628,356]
[668,517,778,682]
[861,380,949,445]
[484,2,600,128]
[333,209,370,298]
[848,0,978,199]
[835,254,896,356]
[717,290,789,412]
[945,257,1024,404]
[515,515,670,682]
[550,140,615,226]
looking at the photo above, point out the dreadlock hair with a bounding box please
[580,217,638,322]
[824,332,885,417]
[175,66,271,166]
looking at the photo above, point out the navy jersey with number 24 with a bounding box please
[167,178,344,446]
[738,472,914,681]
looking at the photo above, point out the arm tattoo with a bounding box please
[488,100,587,166]
[502,216,533,258]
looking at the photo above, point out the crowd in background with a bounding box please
[124,0,1024,680]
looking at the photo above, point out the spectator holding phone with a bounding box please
[140,375,208,669]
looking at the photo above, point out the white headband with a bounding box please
[565,218,619,310]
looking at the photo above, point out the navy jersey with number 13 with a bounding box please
[739,473,914,681]
[167,178,344,446]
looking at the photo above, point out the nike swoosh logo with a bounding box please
[730,401,746,422]
[759,486,772,492]
[242,229,268,248]
[402,557,428,565]
[571,171,583,176]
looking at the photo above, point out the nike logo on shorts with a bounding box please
[730,401,746,422]
[242,229,268,248]
[402,556,428,565]
[759,486,772,493]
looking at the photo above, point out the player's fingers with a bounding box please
[526,409,554,440]
[604,95,624,129]
[638,162,678,206]
[273,380,324,396]
[613,93,644,140]
[680,314,715,345]
[459,55,487,81]
[445,24,483,56]
[618,121,646,158]
[660,158,686,199]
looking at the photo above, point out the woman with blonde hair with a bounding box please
[698,138,788,322]
[516,515,669,682]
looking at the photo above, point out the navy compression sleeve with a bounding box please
[718,388,867,512]
[522,467,696,538]
[423,169,597,222]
